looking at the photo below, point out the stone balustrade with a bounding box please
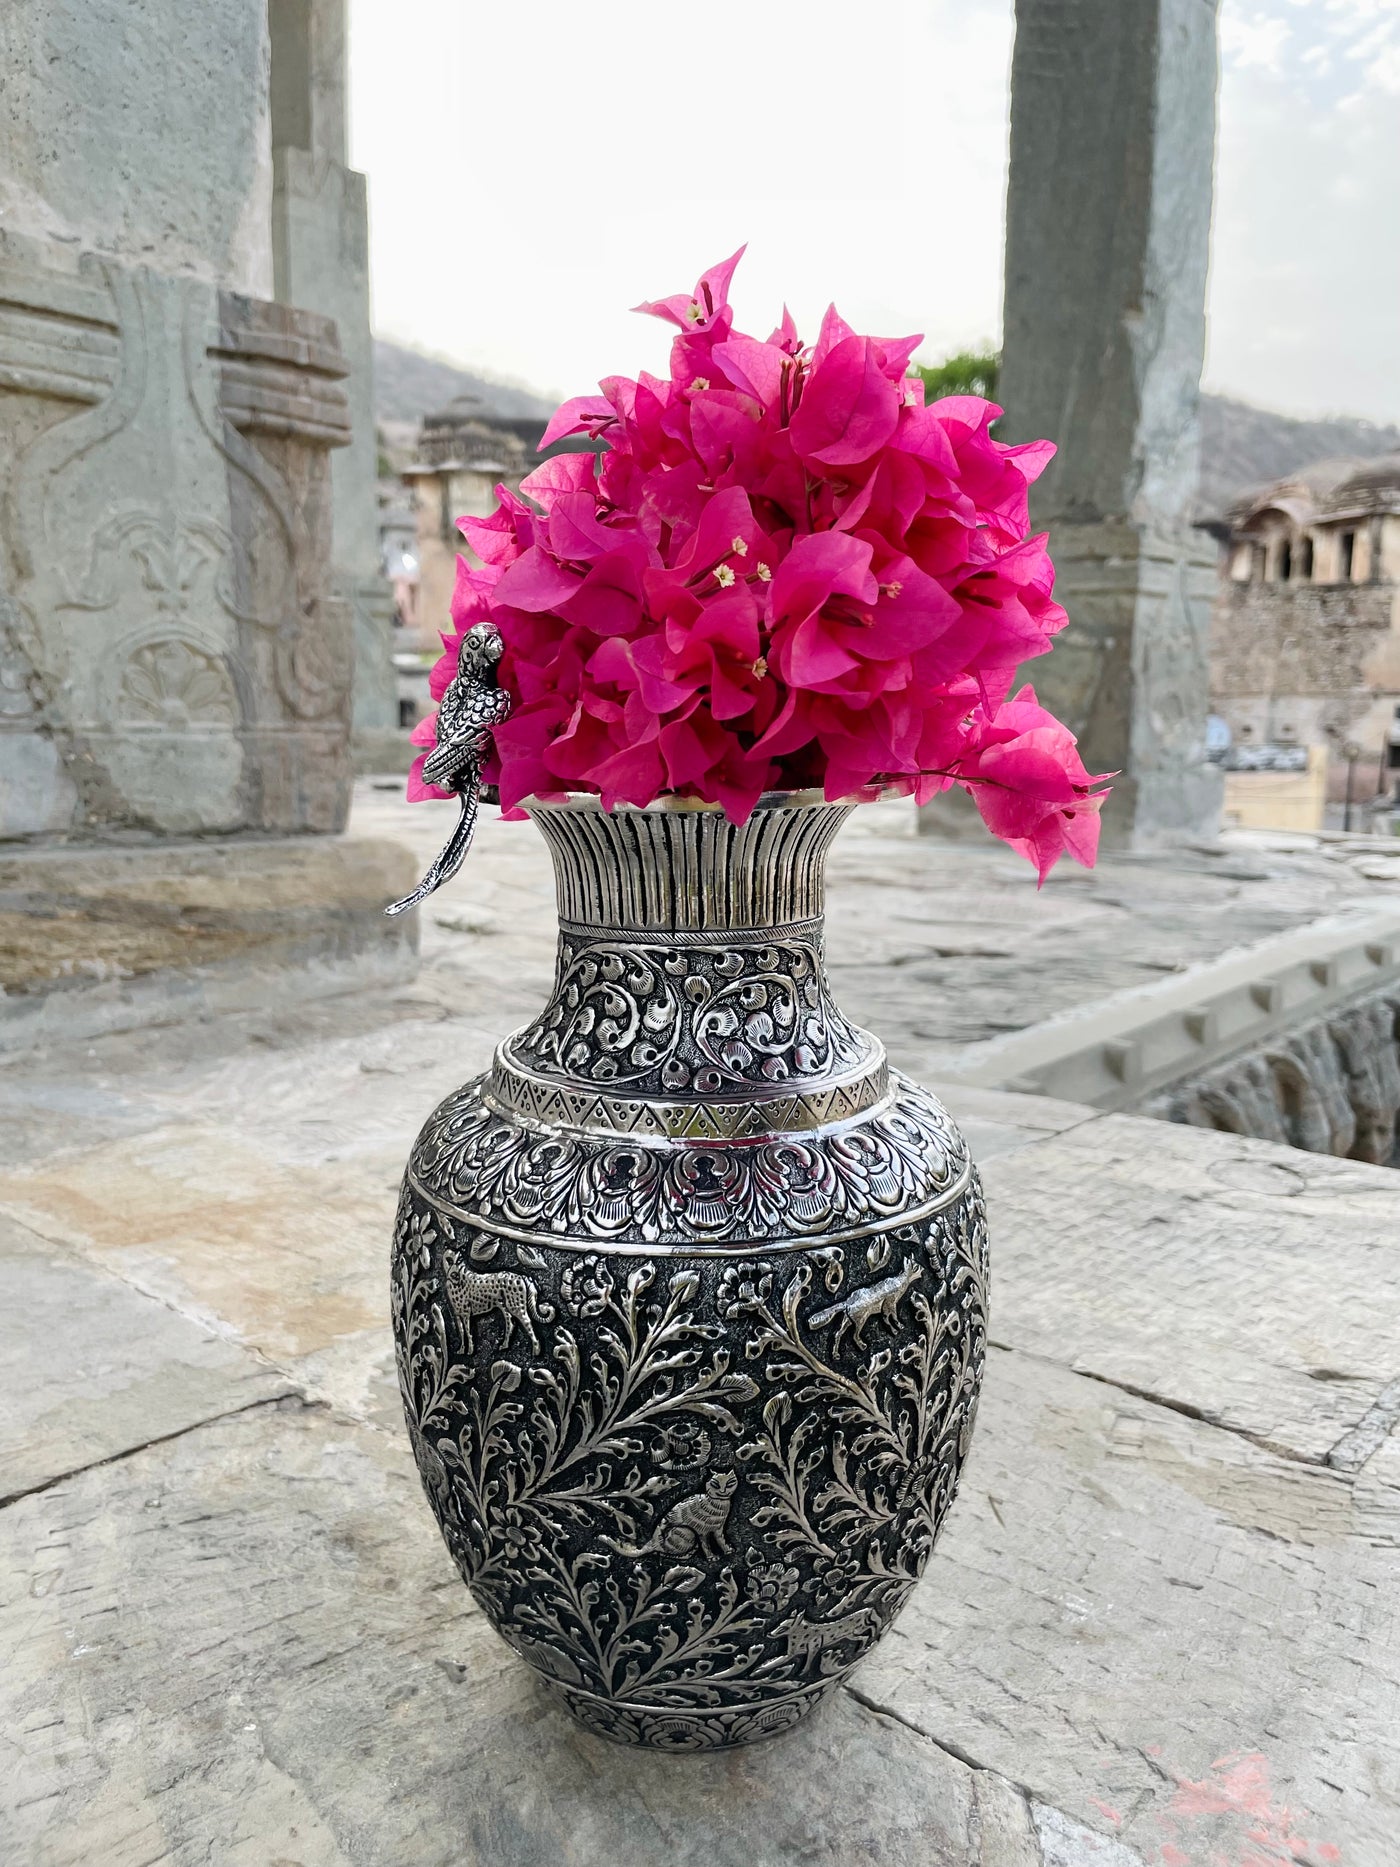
[942,903,1400,1162]
[1146,988,1400,1163]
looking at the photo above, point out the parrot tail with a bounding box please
[385,781,480,916]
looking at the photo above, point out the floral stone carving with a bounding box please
[392,795,988,1749]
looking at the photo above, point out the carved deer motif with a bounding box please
[780,1605,881,1669]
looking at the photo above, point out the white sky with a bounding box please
[348,0,1400,424]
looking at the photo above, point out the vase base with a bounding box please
[537,1674,843,1751]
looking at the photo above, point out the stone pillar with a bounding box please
[0,1,417,1042]
[0,0,274,299]
[270,0,398,749]
[996,0,1223,847]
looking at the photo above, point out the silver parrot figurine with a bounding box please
[385,622,512,917]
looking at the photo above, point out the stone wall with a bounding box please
[1211,578,1400,759]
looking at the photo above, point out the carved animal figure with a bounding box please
[614,1470,738,1559]
[809,1261,920,1349]
[386,622,512,916]
[443,1251,540,1354]
[781,1606,881,1667]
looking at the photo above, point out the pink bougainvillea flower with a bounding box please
[412,251,1109,879]
[950,688,1111,882]
[634,246,747,336]
[539,394,619,451]
[789,332,905,469]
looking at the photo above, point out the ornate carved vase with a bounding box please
[391,793,987,1749]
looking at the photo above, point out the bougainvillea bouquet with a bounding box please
[409,249,1108,879]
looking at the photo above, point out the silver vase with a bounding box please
[391,793,987,1750]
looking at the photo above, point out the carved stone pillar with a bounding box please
[0,233,356,838]
[0,2,416,1046]
[270,0,398,744]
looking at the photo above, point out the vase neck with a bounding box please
[485,801,887,1139]
[527,798,852,932]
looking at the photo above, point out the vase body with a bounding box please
[391,794,987,1749]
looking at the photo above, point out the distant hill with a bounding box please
[1197,395,1400,516]
[373,339,556,425]
[373,338,1400,511]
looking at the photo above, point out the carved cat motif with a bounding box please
[614,1469,738,1559]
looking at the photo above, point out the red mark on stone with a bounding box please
[1148,1751,1342,1867]
[1088,1798,1124,1827]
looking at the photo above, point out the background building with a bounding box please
[1210,455,1400,817]
[401,403,533,657]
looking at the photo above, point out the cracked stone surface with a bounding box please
[0,1402,1023,1867]
[858,1344,1400,1863]
[0,1214,291,1502]
[982,1113,1400,1464]
[1,782,1397,1865]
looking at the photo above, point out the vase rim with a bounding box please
[518,783,901,818]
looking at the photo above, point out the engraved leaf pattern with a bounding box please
[390,1154,987,1745]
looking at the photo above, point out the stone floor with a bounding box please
[2,785,1398,1865]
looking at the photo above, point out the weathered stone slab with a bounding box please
[0,1216,289,1501]
[928,1082,1101,1162]
[3,782,1400,1864]
[0,1125,395,1365]
[983,1113,1400,1463]
[0,834,419,1055]
[0,1400,1029,1867]
[858,1344,1400,1867]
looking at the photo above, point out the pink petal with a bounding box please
[769,532,878,626]
[406,750,453,803]
[540,394,618,449]
[520,452,598,505]
[776,615,861,685]
[789,336,902,468]
[494,545,584,612]
[633,247,747,333]
[710,335,787,407]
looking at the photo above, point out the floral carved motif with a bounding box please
[511,929,872,1095]
[410,1069,965,1251]
[116,639,239,730]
